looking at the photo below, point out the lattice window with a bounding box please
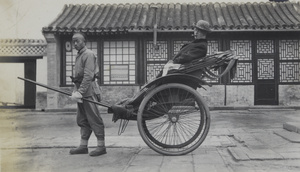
[205,40,220,83]
[147,64,165,81]
[279,40,300,60]
[103,41,136,84]
[231,62,253,83]
[173,40,219,56]
[230,40,252,83]
[257,59,274,79]
[230,40,252,60]
[146,41,168,82]
[64,41,97,85]
[207,40,219,55]
[147,41,168,61]
[257,40,274,54]
[280,62,300,82]
[202,69,220,83]
[173,40,189,55]
[279,40,300,83]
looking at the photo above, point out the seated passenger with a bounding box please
[160,20,211,76]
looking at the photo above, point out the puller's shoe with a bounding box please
[69,146,88,155]
[89,147,107,156]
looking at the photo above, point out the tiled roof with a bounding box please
[0,39,46,56]
[43,1,300,33]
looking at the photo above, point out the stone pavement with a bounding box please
[1,108,300,172]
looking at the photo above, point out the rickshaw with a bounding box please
[18,50,237,156]
[110,50,238,156]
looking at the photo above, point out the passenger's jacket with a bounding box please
[73,46,101,97]
[172,39,208,64]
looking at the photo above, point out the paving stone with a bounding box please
[202,135,236,147]
[243,140,266,148]
[138,148,161,156]
[163,154,193,163]
[227,147,250,161]
[194,164,231,172]
[273,146,300,153]
[228,147,284,161]
[252,132,290,148]
[193,150,225,164]
[160,160,194,172]
[274,130,300,143]
[279,152,300,159]
[210,128,232,136]
[125,165,160,172]
[246,148,284,160]
[283,122,300,134]
[130,154,163,166]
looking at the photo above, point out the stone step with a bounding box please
[283,122,300,134]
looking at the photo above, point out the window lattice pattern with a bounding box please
[280,62,300,82]
[173,40,219,56]
[279,40,300,60]
[0,45,46,56]
[147,41,168,61]
[147,63,165,82]
[230,40,252,83]
[103,41,136,84]
[257,59,274,79]
[203,69,219,83]
[230,40,252,60]
[147,41,168,82]
[257,40,274,54]
[65,41,97,85]
[207,40,219,55]
[231,62,252,83]
[173,40,189,55]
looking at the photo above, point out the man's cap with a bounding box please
[72,32,87,41]
[194,20,211,32]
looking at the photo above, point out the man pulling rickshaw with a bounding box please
[18,20,238,156]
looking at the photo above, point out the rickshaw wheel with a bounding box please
[137,83,210,156]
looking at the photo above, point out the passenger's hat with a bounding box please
[195,20,211,32]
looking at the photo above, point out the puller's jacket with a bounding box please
[73,46,101,98]
[173,39,208,64]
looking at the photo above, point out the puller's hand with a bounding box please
[70,91,83,103]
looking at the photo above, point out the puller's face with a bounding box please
[72,36,85,51]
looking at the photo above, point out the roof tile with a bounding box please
[221,3,234,29]
[159,4,169,29]
[43,1,300,33]
[214,3,226,28]
[194,3,203,23]
[130,4,143,29]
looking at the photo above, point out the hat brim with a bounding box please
[195,26,212,32]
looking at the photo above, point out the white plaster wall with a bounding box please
[36,56,47,92]
[0,63,24,105]
[226,85,254,106]
[279,85,300,106]
[198,85,225,107]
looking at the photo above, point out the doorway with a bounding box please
[254,40,278,105]
[0,58,38,109]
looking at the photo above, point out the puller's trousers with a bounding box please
[76,94,104,141]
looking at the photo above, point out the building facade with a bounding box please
[42,1,300,109]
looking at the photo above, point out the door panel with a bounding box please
[254,40,278,105]
[255,81,276,105]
